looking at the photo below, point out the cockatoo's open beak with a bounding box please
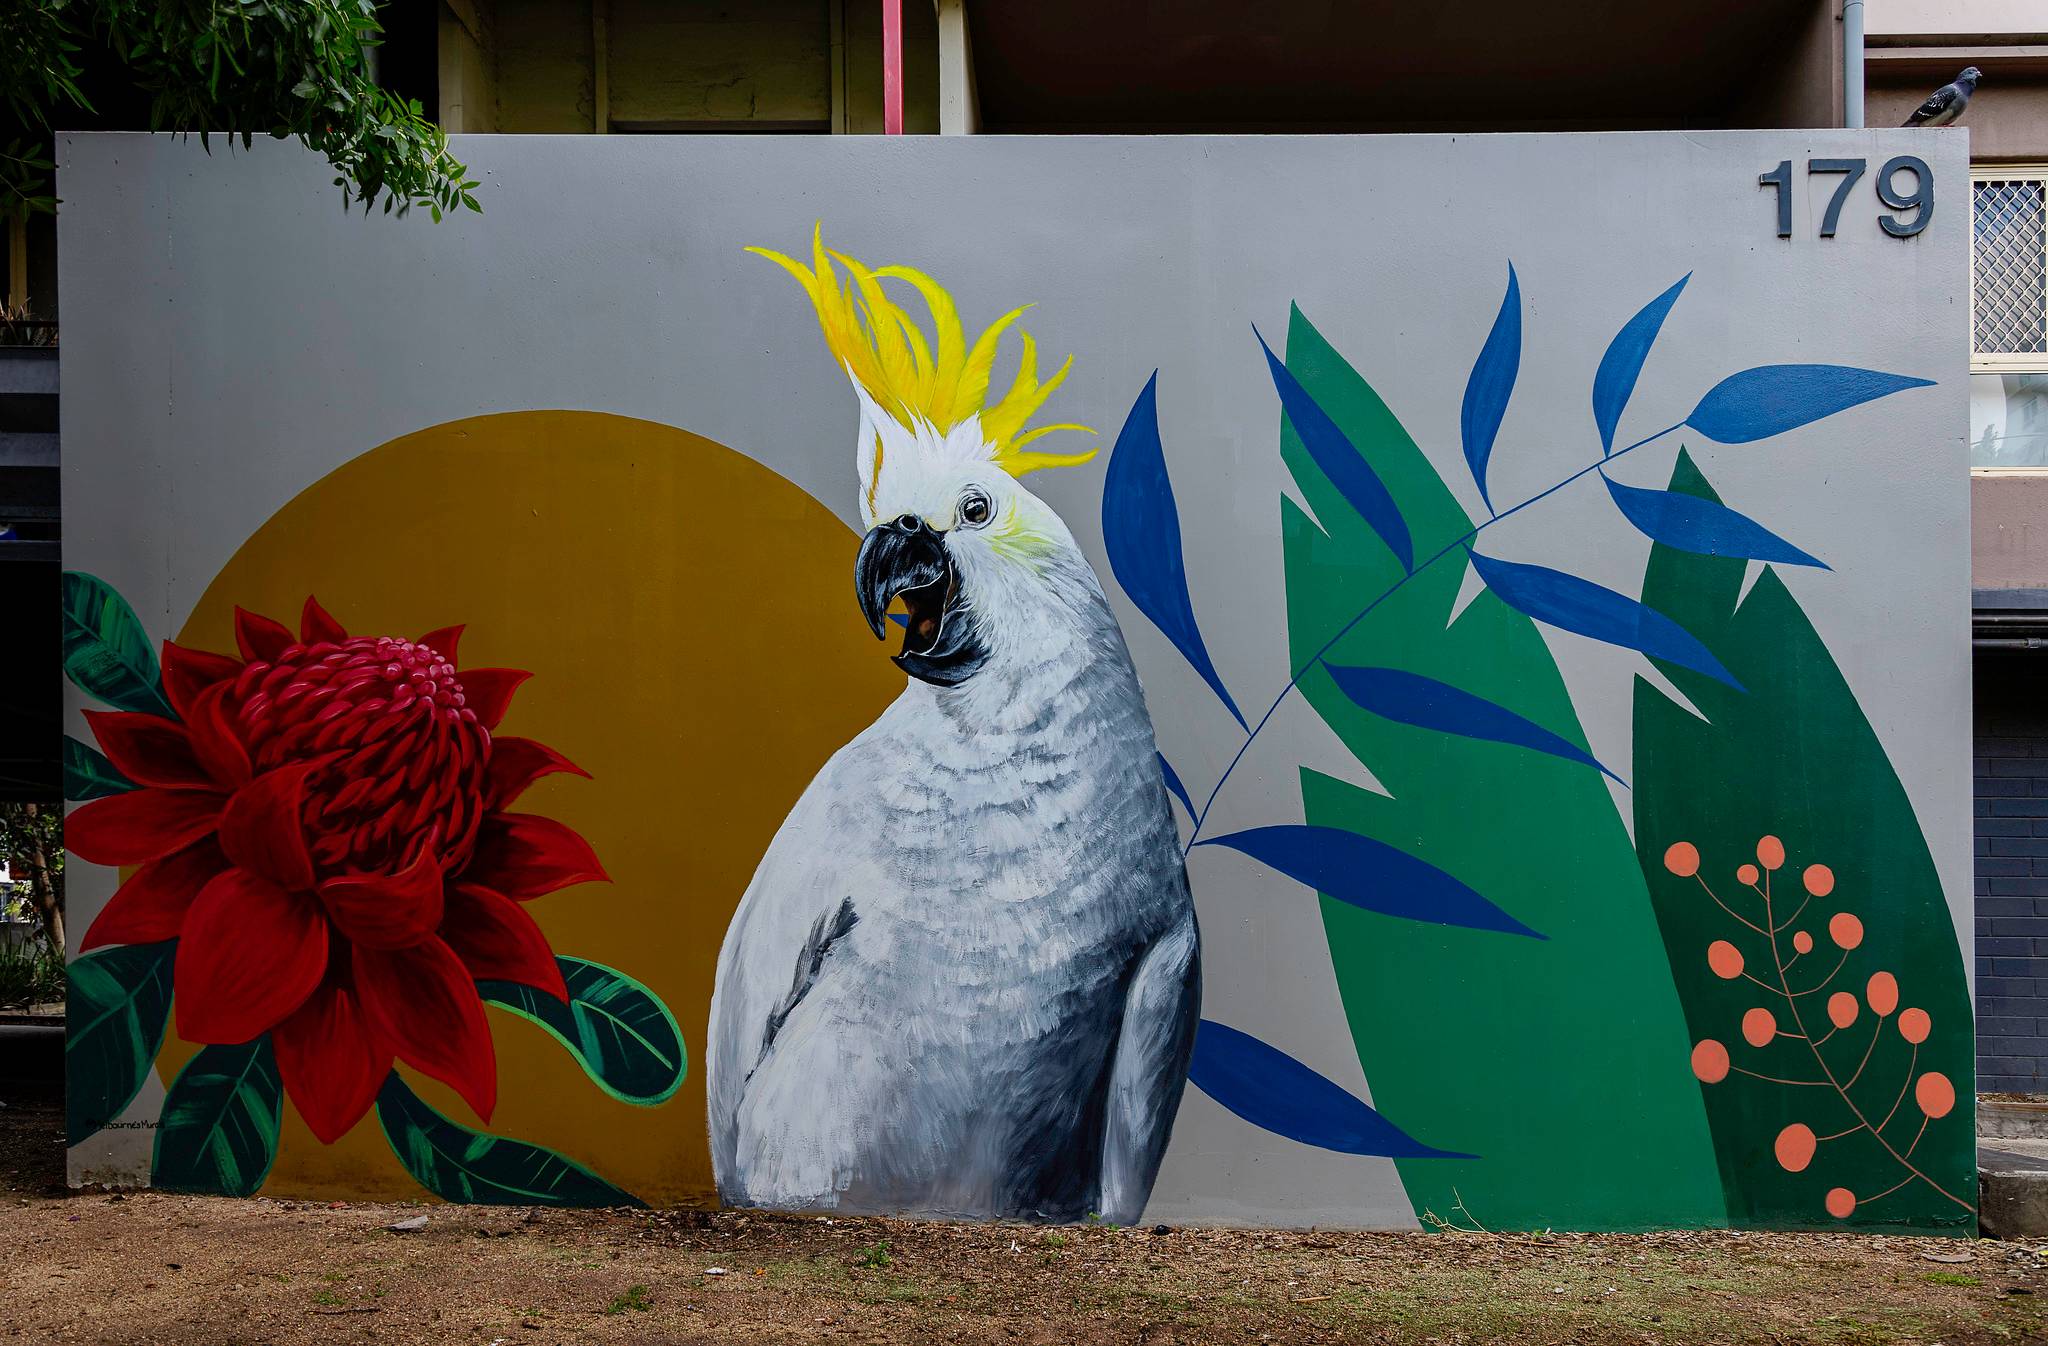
[855,515,988,687]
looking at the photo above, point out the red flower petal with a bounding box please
[462,813,608,899]
[174,868,328,1044]
[217,763,316,891]
[183,680,252,789]
[65,788,227,866]
[160,640,244,720]
[459,668,530,731]
[483,737,590,812]
[79,836,228,951]
[234,607,294,662]
[300,596,349,645]
[444,883,567,1001]
[82,710,210,789]
[317,846,445,950]
[419,625,464,666]
[354,938,497,1122]
[274,982,391,1144]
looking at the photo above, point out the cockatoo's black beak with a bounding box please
[855,515,988,687]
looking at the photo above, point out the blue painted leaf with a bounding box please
[1196,825,1542,939]
[1685,364,1935,444]
[1188,1020,1475,1159]
[1323,663,1620,783]
[1602,473,1826,569]
[1102,375,1247,728]
[1255,325,1413,571]
[64,735,135,801]
[1157,752,1196,823]
[1459,263,1521,511]
[1467,549,1742,690]
[1593,274,1689,455]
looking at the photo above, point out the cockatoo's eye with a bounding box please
[957,488,993,529]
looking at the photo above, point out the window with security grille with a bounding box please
[1972,171,2048,467]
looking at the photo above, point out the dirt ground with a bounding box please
[4,1085,2047,1345]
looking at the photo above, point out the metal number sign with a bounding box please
[1759,156,1932,239]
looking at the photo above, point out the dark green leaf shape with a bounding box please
[1277,305,1722,1229]
[479,958,687,1106]
[61,572,173,718]
[66,941,176,1145]
[376,1073,644,1207]
[64,735,135,801]
[1634,451,1976,1233]
[151,1039,283,1197]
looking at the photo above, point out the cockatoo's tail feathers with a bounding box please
[750,224,1098,480]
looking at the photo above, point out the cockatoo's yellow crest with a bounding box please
[748,225,1098,480]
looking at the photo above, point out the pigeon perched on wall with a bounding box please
[1903,67,1981,127]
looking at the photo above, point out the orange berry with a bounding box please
[1737,863,1760,886]
[1664,842,1700,878]
[1916,1072,1955,1119]
[1691,1039,1730,1084]
[1827,992,1859,1029]
[1803,864,1835,897]
[1757,836,1785,870]
[1867,971,1899,1016]
[1793,930,1814,954]
[1742,1007,1777,1047]
[1829,912,1864,950]
[1775,1123,1817,1172]
[1707,940,1745,979]
[1898,1008,1931,1045]
[1825,1188,1857,1219]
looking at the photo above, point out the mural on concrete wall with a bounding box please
[57,133,1973,1231]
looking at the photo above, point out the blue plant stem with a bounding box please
[1182,421,1685,857]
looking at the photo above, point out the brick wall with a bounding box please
[1977,657,2048,1094]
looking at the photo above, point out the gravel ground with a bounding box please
[5,1086,2046,1344]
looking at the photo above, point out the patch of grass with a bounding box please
[1923,1271,1981,1287]
[603,1284,653,1315]
[855,1240,893,1269]
[310,1289,345,1308]
[1040,1231,1070,1249]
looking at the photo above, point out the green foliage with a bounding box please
[0,934,66,1008]
[375,1072,644,1207]
[64,735,135,801]
[61,572,172,718]
[3,0,476,221]
[478,958,688,1107]
[856,1241,893,1269]
[1277,305,1723,1229]
[1633,453,1975,1232]
[66,939,176,1144]
[603,1284,653,1314]
[152,1038,284,1195]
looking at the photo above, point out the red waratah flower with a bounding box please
[69,598,606,1143]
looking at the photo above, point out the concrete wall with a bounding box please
[57,131,1973,1231]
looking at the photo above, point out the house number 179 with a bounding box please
[1759,156,1932,239]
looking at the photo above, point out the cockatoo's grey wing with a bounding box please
[706,746,882,1196]
[1097,908,1201,1226]
[1904,85,1956,126]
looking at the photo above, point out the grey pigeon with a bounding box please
[1904,67,1981,127]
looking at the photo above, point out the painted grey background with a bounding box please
[59,131,1970,1223]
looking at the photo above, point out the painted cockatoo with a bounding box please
[706,229,1199,1224]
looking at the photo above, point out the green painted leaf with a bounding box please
[1633,452,1976,1232]
[375,1073,643,1207]
[66,941,176,1145]
[479,958,687,1106]
[1277,306,1722,1229]
[151,1039,283,1196]
[64,735,135,801]
[61,572,173,718]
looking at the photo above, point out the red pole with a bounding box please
[882,0,904,135]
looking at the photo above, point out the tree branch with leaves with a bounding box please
[3,0,478,221]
